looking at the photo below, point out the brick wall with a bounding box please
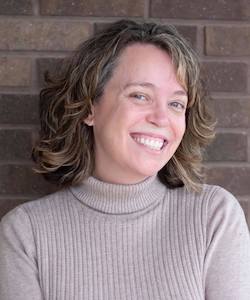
[0,1,250,227]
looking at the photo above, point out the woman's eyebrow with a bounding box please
[172,90,188,97]
[122,81,155,90]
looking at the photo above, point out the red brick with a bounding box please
[0,20,91,51]
[204,132,248,162]
[0,129,33,161]
[40,0,144,17]
[0,165,58,196]
[205,26,250,56]
[206,167,250,196]
[0,94,39,124]
[0,0,32,15]
[202,62,248,93]
[150,0,250,20]
[0,57,31,87]
[212,98,250,128]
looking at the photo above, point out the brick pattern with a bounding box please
[0,1,250,228]
[206,167,250,196]
[0,165,56,196]
[0,0,32,15]
[205,26,250,56]
[0,20,91,51]
[40,0,145,17]
[202,62,248,93]
[150,0,250,20]
[0,57,32,87]
[0,94,39,124]
[205,132,248,162]
[0,129,33,161]
[212,98,250,128]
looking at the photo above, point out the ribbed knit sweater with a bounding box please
[0,175,250,300]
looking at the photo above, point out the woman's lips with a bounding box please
[130,132,168,141]
[130,132,168,151]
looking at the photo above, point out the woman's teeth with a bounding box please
[133,136,164,151]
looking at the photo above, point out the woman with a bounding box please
[0,19,249,300]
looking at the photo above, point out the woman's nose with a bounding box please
[146,105,170,127]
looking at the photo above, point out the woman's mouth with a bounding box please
[130,133,168,151]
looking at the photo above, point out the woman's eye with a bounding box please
[131,93,147,101]
[169,101,186,112]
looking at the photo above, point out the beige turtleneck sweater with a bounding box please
[0,175,250,299]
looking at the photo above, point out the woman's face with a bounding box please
[85,43,187,184]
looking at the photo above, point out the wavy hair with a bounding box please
[32,19,215,191]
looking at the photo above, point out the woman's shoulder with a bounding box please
[201,184,246,226]
[173,182,240,207]
[169,182,245,223]
[1,187,72,226]
[201,183,243,215]
[179,183,248,236]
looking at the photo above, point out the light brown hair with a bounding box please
[32,19,215,191]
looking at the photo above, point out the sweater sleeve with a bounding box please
[203,187,250,299]
[0,206,44,300]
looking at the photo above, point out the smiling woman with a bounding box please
[33,20,212,192]
[0,19,250,300]
[85,43,187,184]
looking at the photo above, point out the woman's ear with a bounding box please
[84,105,95,126]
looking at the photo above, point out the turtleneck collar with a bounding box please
[69,175,166,215]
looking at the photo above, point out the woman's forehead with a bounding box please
[107,44,187,94]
